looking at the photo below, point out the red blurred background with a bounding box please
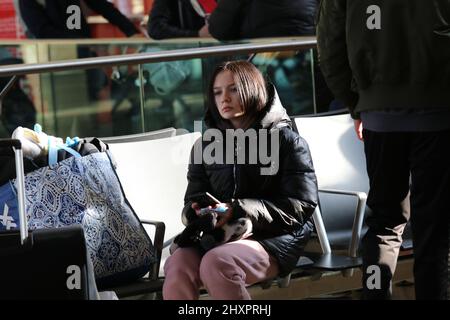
[0,0,154,39]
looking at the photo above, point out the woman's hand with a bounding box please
[214,203,233,228]
[191,202,211,216]
[191,202,232,227]
[198,24,211,37]
[354,119,364,141]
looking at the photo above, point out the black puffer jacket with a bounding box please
[209,0,318,40]
[147,0,205,39]
[181,85,318,276]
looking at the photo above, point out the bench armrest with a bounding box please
[318,189,367,258]
[141,219,166,280]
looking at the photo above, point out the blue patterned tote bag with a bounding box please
[0,148,155,288]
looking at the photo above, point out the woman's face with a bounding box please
[213,70,245,126]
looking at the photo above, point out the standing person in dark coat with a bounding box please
[17,0,140,39]
[208,0,318,40]
[163,60,318,300]
[317,0,450,300]
[147,0,210,39]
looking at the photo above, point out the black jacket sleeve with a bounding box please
[233,131,318,236]
[18,0,76,38]
[84,0,138,37]
[147,0,199,39]
[316,0,359,118]
[208,0,246,40]
[181,138,212,226]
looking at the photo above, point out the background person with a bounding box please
[17,0,141,39]
[0,48,36,135]
[17,0,143,102]
[147,0,211,39]
[163,60,318,300]
[207,0,317,40]
[317,0,450,299]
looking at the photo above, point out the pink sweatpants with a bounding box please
[163,239,279,300]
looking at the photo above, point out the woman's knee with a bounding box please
[163,248,203,300]
[199,248,245,284]
[164,247,201,277]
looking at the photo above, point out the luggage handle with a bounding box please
[0,138,21,149]
[0,139,29,245]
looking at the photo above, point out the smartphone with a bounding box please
[190,192,221,208]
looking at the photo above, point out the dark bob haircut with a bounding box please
[205,60,268,130]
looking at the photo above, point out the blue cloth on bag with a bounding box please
[0,181,19,231]
[48,140,82,166]
[0,151,155,288]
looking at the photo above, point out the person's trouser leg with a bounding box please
[361,130,411,299]
[163,247,203,300]
[199,240,279,300]
[409,131,450,300]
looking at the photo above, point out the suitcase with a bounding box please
[0,139,93,300]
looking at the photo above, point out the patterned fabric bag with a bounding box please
[0,149,155,288]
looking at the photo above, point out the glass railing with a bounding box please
[0,38,324,139]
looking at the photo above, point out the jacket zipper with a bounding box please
[232,143,238,199]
